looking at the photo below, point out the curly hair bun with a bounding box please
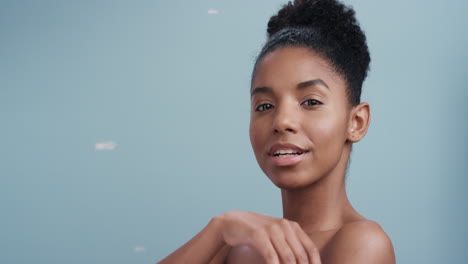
[254,0,370,105]
[267,0,360,42]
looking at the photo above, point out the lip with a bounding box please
[268,143,309,167]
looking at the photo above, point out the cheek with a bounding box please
[307,114,347,149]
[249,119,264,154]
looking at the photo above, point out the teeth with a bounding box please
[276,149,298,155]
[273,149,304,157]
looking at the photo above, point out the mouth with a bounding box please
[272,150,307,157]
[268,143,310,167]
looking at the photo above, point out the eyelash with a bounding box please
[302,99,322,106]
[254,99,323,112]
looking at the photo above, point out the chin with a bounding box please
[267,169,320,190]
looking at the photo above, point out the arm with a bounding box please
[157,216,228,264]
[158,210,322,264]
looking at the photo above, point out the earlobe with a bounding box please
[347,102,371,143]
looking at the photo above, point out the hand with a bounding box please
[218,210,321,264]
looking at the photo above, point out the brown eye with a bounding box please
[302,99,322,106]
[255,103,274,112]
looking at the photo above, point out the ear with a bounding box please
[347,102,371,143]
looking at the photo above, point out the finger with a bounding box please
[292,223,322,264]
[282,221,309,264]
[252,229,280,264]
[269,224,297,264]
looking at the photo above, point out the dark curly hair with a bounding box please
[252,0,370,106]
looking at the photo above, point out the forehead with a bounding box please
[252,46,346,92]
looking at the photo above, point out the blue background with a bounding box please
[1,0,467,263]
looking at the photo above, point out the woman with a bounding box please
[158,0,395,263]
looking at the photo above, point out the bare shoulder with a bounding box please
[322,219,395,264]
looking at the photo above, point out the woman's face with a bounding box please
[249,46,352,189]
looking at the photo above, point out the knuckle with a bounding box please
[252,228,267,240]
[268,223,279,233]
[291,221,301,229]
[224,210,239,218]
[279,218,290,227]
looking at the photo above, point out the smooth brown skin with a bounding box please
[157,47,395,264]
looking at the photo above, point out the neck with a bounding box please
[281,147,355,233]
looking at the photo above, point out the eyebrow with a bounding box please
[250,79,329,97]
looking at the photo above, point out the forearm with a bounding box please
[157,216,226,264]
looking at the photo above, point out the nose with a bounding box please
[272,102,300,134]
